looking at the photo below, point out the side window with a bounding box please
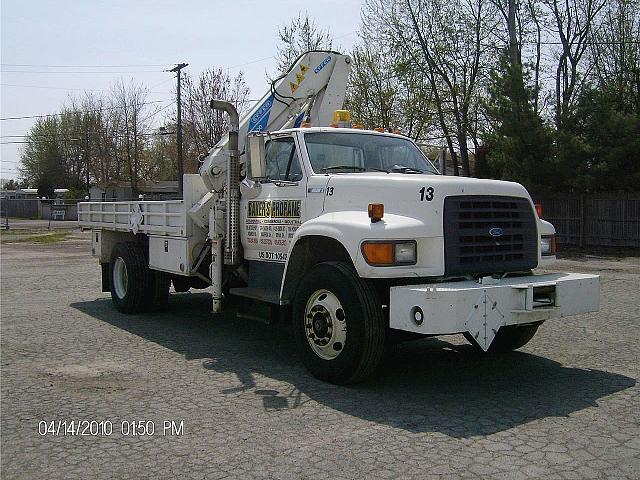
[265,138,302,182]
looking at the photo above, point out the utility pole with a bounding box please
[170,63,188,197]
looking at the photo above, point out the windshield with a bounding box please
[303,132,439,175]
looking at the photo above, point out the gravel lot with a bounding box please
[1,230,639,479]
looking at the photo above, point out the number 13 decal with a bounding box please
[419,186,434,201]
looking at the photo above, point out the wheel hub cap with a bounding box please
[113,257,128,299]
[304,289,347,360]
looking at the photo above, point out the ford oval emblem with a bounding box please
[489,227,504,237]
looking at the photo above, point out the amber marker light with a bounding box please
[361,240,418,266]
[368,203,384,223]
[535,203,543,218]
[362,242,394,265]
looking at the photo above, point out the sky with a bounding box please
[0,0,363,181]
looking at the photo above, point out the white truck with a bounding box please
[78,50,600,384]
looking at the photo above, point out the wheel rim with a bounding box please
[113,257,128,299]
[304,289,347,360]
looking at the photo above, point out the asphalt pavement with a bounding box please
[1,231,638,479]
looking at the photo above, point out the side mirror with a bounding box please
[248,135,266,180]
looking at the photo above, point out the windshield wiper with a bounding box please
[389,164,425,174]
[321,165,366,172]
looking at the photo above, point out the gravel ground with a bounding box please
[1,231,639,479]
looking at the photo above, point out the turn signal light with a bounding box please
[368,203,384,222]
[362,242,393,265]
[361,240,418,266]
[535,203,543,218]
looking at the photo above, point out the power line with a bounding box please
[227,55,275,69]
[1,63,173,68]
[334,30,358,40]
[1,69,164,74]
[0,99,170,121]
[1,83,101,92]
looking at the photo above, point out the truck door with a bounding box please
[240,135,306,264]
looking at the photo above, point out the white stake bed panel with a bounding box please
[78,200,187,237]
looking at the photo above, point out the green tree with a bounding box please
[558,86,640,192]
[481,51,554,189]
[20,117,68,197]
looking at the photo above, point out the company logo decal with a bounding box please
[314,55,331,74]
[248,94,274,132]
[248,200,301,219]
[488,227,504,237]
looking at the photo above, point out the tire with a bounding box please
[292,262,386,384]
[149,271,170,311]
[110,241,168,313]
[464,323,540,353]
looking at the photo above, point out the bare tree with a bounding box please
[362,0,498,176]
[588,0,640,112]
[179,69,251,173]
[110,80,154,195]
[543,0,607,128]
[275,13,333,74]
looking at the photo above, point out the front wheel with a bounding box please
[292,262,385,384]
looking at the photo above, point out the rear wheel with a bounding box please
[292,262,385,384]
[464,323,541,353]
[110,241,168,313]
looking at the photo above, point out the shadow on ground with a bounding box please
[72,293,636,437]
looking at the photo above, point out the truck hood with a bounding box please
[323,173,533,221]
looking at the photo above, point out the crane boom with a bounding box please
[198,51,352,192]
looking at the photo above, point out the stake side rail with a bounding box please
[77,200,188,237]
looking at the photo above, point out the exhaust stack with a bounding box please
[210,99,240,266]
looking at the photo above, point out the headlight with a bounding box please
[541,235,557,256]
[361,240,417,266]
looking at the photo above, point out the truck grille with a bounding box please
[443,195,538,276]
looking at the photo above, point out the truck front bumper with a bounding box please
[389,273,600,351]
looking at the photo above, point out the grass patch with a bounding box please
[0,231,69,244]
[32,233,69,244]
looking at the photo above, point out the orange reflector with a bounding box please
[550,235,557,255]
[374,127,385,132]
[352,123,364,129]
[535,203,543,218]
[368,203,384,223]
[362,242,393,265]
